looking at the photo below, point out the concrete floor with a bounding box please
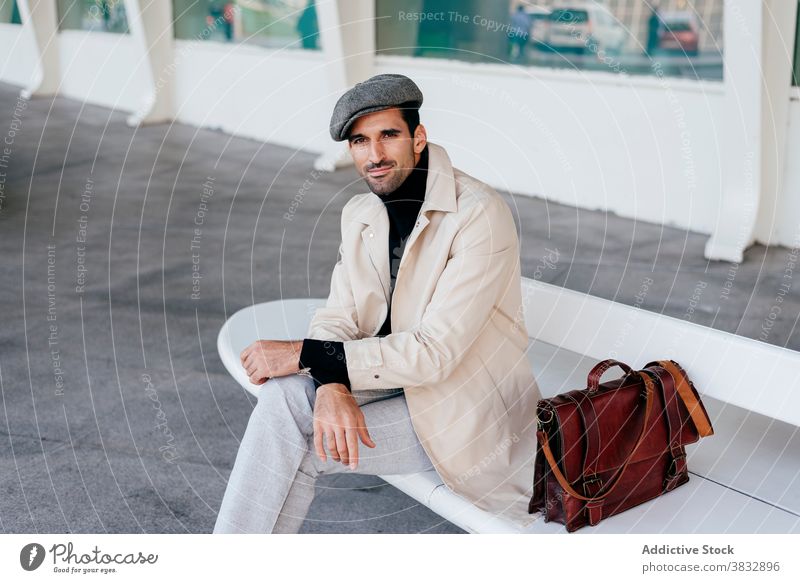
[0,82,797,534]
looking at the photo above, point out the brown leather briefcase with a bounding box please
[527,359,714,532]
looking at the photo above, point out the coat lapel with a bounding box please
[358,203,391,305]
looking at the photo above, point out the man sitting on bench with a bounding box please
[213,73,542,534]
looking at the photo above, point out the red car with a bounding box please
[658,11,700,56]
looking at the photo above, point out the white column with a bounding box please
[313,0,376,172]
[705,0,798,261]
[752,0,799,245]
[18,0,60,99]
[124,0,174,126]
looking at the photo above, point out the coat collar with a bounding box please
[350,141,457,226]
[348,141,458,316]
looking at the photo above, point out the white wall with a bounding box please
[378,56,726,236]
[772,94,800,248]
[0,5,798,248]
[172,41,332,154]
[57,30,150,113]
[0,23,39,89]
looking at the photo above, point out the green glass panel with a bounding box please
[172,0,321,50]
[376,0,724,82]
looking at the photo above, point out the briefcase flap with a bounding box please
[539,374,701,484]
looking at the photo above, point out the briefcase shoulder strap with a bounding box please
[536,371,657,502]
[649,367,685,452]
[647,366,691,490]
[654,360,714,437]
[566,392,602,478]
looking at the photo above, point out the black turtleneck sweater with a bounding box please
[298,145,429,391]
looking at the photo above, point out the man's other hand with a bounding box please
[313,383,376,470]
[240,339,303,385]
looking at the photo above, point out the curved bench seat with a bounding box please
[217,280,800,533]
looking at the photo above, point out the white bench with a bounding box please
[217,278,800,533]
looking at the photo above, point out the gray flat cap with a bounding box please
[329,73,423,142]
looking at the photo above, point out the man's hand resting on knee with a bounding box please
[314,383,376,470]
[240,340,303,384]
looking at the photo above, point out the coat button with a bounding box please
[369,232,374,238]
[374,374,380,379]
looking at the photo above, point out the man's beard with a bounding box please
[364,164,413,196]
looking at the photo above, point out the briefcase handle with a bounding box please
[536,370,656,502]
[587,359,633,393]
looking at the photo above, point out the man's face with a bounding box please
[346,108,427,196]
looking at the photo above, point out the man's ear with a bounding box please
[413,124,427,154]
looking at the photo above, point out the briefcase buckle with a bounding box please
[583,474,603,496]
[666,452,687,477]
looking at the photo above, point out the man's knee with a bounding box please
[253,375,316,424]
[257,374,313,402]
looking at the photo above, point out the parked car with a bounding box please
[657,11,700,56]
[546,2,626,56]
[523,5,552,49]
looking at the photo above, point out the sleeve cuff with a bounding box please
[299,338,352,391]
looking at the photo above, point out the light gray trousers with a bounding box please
[213,373,435,533]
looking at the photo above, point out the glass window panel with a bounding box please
[172,1,321,50]
[56,0,129,33]
[376,0,724,82]
[0,0,22,24]
[793,1,799,86]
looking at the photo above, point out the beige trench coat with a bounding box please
[306,141,543,527]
